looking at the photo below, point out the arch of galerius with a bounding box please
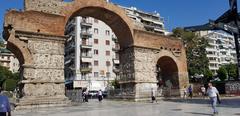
[2,0,189,108]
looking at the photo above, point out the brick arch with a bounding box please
[155,50,182,96]
[155,50,181,72]
[3,29,33,65]
[61,0,134,48]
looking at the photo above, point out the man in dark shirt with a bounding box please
[0,87,11,116]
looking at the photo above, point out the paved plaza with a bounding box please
[13,97,240,116]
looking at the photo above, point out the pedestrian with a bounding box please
[0,87,11,116]
[151,88,156,103]
[200,86,206,99]
[207,82,220,115]
[82,89,88,102]
[98,89,103,102]
[183,86,187,100]
[188,85,193,99]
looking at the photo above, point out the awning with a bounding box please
[74,80,88,88]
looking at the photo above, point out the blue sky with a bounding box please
[0,0,239,34]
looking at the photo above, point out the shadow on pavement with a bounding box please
[164,98,240,108]
[185,112,213,116]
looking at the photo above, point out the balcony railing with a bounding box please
[81,42,93,48]
[81,20,92,27]
[80,67,92,73]
[112,46,120,51]
[81,31,92,37]
[113,68,120,73]
[81,53,92,58]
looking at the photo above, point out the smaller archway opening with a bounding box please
[156,56,180,97]
[0,40,21,98]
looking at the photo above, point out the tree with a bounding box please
[224,63,237,80]
[172,28,210,81]
[0,65,20,91]
[0,39,5,48]
[110,79,120,89]
[204,69,213,82]
[217,67,227,81]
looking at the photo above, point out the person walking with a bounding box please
[82,89,88,102]
[0,87,11,116]
[151,88,156,103]
[98,89,103,102]
[200,86,206,99]
[188,85,193,99]
[182,86,187,100]
[207,82,220,115]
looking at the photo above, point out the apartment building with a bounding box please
[64,17,120,90]
[120,6,166,35]
[64,5,166,90]
[0,48,19,73]
[198,30,237,74]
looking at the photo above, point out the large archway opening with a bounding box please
[63,6,134,95]
[156,56,180,97]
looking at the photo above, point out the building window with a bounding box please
[106,61,111,66]
[94,49,99,55]
[82,39,87,45]
[94,19,98,23]
[106,40,110,45]
[7,56,10,60]
[115,53,119,59]
[94,72,99,77]
[1,56,4,59]
[94,28,98,34]
[94,60,99,66]
[106,72,111,78]
[94,39,98,44]
[106,51,110,56]
[105,30,110,36]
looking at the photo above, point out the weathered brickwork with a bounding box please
[119,47,135,83]
[3,0,189,107]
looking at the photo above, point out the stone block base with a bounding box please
[15,95,71,110]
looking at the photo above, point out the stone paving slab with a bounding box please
[12,98,240,116]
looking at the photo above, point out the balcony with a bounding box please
[81,42,93,49]
[112,46,120,51]
[80,67,92,73]
[81,31,92,38]
[112,36,118,42]
[113,67,120,73]
[81,20,92,27]
[81,53,92,58]
[113,58,120,64]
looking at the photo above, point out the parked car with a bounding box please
[103,91,108,98]
[88,90,98,97]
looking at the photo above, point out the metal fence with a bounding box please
[65,89,83,102]
[108,87,181,98]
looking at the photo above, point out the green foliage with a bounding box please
[204,69,213,81]
[0,40,5,48]
[172,28,210,81]
[0,65,20,91]
[110,79,120,89]
[3,79,18,91]
[217,67,227,81]
[223,63,237,80]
